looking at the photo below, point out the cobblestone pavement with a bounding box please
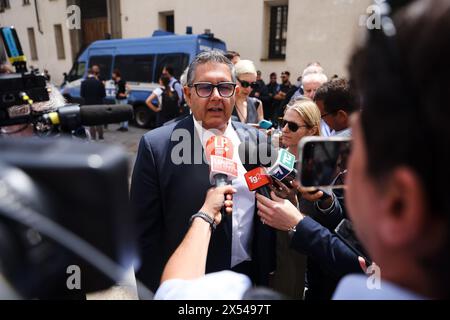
[97,123,150,174]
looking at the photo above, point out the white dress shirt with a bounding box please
[193,117,256,267]
[321,119,334,137]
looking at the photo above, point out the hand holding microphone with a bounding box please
[200,185,237,225]
[244,167,273,199]
[270,179,298,207]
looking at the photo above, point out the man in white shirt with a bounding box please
[131,50,275,295]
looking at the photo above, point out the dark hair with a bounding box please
[186,50,236,86]
[160,74,172,93]
[320,79,357,115]
[113,69,121,77]
[349,0,450,298]
[163,65,175,76]
[224,50,240,61]
[281,71,290,77]
[270,72,277,78]
[314,83,328,102]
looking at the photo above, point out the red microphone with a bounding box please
[206,136,238,219]
[205,135,234,163]
[244,167,272,199]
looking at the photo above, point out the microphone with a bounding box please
[206,136,238,219]
[79,104,134,126]
[266,148,296,182]
[238,138,278,172]
[44,104,134,130]
[205,135,234,163]
[244,167,272,199]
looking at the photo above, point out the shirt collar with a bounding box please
[193,116,233,146]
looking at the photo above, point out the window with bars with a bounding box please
[27,27,38,60]
[54,24,66,60]
[269,5,288,60]
[0,0,11,12]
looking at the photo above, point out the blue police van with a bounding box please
[61,31,227,128]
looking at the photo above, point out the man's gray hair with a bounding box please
[186,50,236,85]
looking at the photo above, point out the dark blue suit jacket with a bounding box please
[291,214,363,300]
[130,115,276,292]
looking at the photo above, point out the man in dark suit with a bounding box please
[80,68,106,140]
[130,51,276,294]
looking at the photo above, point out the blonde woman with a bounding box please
[272,97,321,300]
[281,97,321,159]
[233,60,264,124]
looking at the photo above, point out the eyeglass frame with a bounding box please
[281,119,310,132]
[188,81,237,98]
[237,78,258,89]
[321,111,337,119]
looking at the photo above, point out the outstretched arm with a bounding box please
[160,185,236,283]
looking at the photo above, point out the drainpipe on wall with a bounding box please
[34,0,43,34]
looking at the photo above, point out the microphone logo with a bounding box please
[210,155,238,180]
[244,167,272,191]
[206,135,234,161]
[269,149,296,181]
[279,149,296,169]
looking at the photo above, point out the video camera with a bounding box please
[0,138,139,299]
[0,26,133,136]
[0,27,49,118]
[0,27,148,299]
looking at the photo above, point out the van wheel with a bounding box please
[134,105,155,128]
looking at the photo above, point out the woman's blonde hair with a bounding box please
[286,97,321,136]
[235,59,257,77]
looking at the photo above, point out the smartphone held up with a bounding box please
[297,136,351,190]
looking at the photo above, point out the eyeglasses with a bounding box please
[281,120,309,132]
[321,111,336,119]
[189,82,236,98]
[237,78,258,89]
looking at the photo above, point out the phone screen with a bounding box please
[298,137,351,189]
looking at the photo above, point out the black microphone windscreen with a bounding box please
[238,139,259,171]
[238,139,278,171]
[79,104,134,126]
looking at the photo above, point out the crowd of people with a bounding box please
[1,0,449,301]
[133,0,450,301]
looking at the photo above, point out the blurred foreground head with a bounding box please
[347,0,450,298]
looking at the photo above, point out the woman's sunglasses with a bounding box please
[281,120,309,132]
[237,78,258,89]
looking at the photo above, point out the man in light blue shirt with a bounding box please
[314,79,355,138]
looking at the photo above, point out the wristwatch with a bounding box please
[288,224,297,239]
[190,211,217,232]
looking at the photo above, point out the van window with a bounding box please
[88,55,113,81]
[68,61,86,81]
[155,53,190,81]
[114,55,154,83]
